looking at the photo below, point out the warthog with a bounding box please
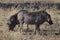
[17,10,53,34]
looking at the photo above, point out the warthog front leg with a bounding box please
[34,24,40,34]
[19,21,24,33]
[26,24,29,32]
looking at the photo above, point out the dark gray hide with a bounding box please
[17,10,53,34]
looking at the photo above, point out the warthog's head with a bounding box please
[46,15,53,25]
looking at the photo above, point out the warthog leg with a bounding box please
[26,24,29,32]
[34,24,40,34]
[19,21,24,33]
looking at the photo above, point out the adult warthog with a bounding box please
[17,10,53,34]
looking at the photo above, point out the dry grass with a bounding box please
[0,0,60,3]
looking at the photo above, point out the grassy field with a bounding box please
[0,2,60,40]
[0,0,60,3]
